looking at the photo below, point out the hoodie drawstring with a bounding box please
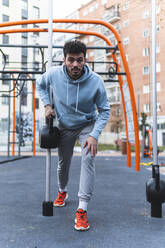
[66,81,80,113]
[76,83,79,112]
[66,80,69,106]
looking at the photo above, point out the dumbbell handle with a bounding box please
[46,115,54,134]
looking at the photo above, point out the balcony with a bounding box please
[104,11,120,23]
[103,4,120,24]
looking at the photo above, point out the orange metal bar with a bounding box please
[148,130,152,158]
[0,19,140,170]
[110,54,131,168]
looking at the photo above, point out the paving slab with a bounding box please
[0,155,165,248]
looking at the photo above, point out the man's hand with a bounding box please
[45,105,56,118]
[83,136,98,157]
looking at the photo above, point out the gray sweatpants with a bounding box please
[57,123,95,203]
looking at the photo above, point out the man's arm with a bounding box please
[89,79,110,140]
[84,79,110,157]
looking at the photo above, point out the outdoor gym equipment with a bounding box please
[146,164,165,217]
[0,18,140,171]
[39,115,60,149]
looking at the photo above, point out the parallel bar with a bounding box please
[0,44,117,50]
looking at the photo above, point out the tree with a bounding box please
[139,112,150,137]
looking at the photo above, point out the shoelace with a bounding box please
[57,193,65,201]
[77,211,86,221]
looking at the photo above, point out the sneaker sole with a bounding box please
[74,224,90,231]
[53,193,68,207]
[74,218,90,231]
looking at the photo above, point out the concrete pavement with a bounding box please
[0,155,165,247]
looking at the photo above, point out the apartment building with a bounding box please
[74,0,165,146]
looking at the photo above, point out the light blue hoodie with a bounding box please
[36,63,110,140]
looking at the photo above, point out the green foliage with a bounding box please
[139,112,149,131]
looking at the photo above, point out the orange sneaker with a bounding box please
[53,191,68,207]
[74,209,90,231]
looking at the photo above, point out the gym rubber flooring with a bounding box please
[0,155,165,248]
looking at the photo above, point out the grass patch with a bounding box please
[75,141,117,151]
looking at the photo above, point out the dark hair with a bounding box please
[63,40,86,58]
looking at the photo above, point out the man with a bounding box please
[37,40,110,231]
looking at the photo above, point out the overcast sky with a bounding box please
[42,0,90,18]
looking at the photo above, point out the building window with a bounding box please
[22,36,28,45]
[89,6,94,12]
[21,0,28,10]
[143,66,149,75]
[156,5,160,14]
[143,29,149,38]
[22,55,27,69]
[143,104,150,113]
[156,44,160,53]
[160,123,165,129]
[1,94,9,105]
[156,25,160,32]
[156,63,161,72]
[123,19,129,28]
[142,10,149,19]
[2,14,9,22]
[2,54,9,66]
[2,34,9,44]
[123,2,129,11]
[95,3,98,9]
[157,103,161,112]
[125,54,129,61]
[0,118,8,131]
[22,9,28,19]
[33,24,40,36]
[33,61,40,71]
[2,73,10,85]
[3,0,9,7]
[115,23,120,31]
[143,84,150,94]
[22,23,28,38]
[83,10,88,16]
[143,48,149,56]
[123,37,129,45]
[157,82,160,92]
[33,6,40,19]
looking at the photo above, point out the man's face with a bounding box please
[64,53,86,80]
